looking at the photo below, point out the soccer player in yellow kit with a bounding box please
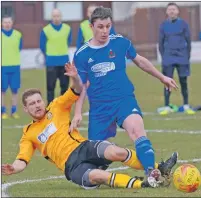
[2,63,177,190]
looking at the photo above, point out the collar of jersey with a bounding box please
[2,28,13,36]
[88,38,110,49]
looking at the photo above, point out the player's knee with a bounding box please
[113,146,128,161]
[105,145,128,161]
[123,114,145,138]
[88,169,108,185]
[128,127,146,141]
[87,169,103,185]
[97,141,113,158]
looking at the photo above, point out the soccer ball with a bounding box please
[173,164,201,193]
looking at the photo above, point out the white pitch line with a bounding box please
[152,116,201,121]
[82,111,158,116]
[72,128,201,134]
[2,176,64,198]
[83,111,201,119]
[82,128,201,134]
[2,158,201,197]
[2,126,201,134]
[3,125,25,129]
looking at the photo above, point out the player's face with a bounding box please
[91,18,112,44]
[166,5,179,20]
[52,10,61,24]
[24,94,46,120]
[2,18,13,31]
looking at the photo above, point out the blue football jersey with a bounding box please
[74,34,137,102]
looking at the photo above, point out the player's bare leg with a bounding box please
[122,114,146,140]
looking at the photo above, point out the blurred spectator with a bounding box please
[1,16,22,119]
[159,2,195,115]
[199,31,201,40]
[40,9,72,105]
[76,4,116,49]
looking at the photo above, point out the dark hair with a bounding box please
[90,6,112,25]
[166,2,179,9]
[22,88,42,106]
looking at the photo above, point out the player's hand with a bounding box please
[2,164,15,175]
[69,114,82,133]
[161,76,179,91]
[64,62,78,77]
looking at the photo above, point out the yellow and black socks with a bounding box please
[107,173,143,189]
[122,148,158,170]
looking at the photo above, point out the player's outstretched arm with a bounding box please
[69,83,88,132]
[2,160,27,175]
[133,54,179,91]
[64,62,83,94]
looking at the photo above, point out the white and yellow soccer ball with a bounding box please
[173,164,201,193]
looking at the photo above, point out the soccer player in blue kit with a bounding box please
[71,7,178,180]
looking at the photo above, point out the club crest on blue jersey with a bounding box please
[109,49,115,58]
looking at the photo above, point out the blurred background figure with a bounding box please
[158,2,195,115]
[76,4,116,49]
[40,9,72,105]
[1,16,22,119]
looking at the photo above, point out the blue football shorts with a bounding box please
[1,66,21,93]
[88,95,142,140]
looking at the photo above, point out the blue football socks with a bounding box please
[1,106,6,114]
[135,136,155,175]
[11,105,17,114]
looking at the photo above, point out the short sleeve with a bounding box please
[73,53,88,84]
[16,133,35,164]
[125,39,137,60]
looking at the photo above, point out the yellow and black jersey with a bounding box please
[16,88,87,172]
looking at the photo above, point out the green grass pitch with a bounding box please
[2,64,201,197]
